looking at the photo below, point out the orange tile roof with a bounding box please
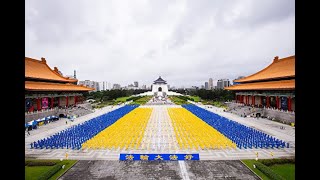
[235,55,295,83]
[25,57,78,83]
[25,81,94,91]
[225,79,295,91]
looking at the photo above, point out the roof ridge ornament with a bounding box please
[41,57,46,63]
[273,56,279,63]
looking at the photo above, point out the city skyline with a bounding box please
[26,0,294,87]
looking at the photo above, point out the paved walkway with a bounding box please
[140,106,179,151]
[59,160,259,180]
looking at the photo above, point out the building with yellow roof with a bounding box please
[25,57,93,113]
[226,55,295,112]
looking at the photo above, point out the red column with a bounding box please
[252,96,255,106]
[51,97,54,108]
[260,96,263,106]
[58,97,60,107]
[246,96,249,104]
[66,96,69,107]
[266,96,270,108]
[37,98,41,111]
[288,97,292,111]
[276,96,279,109]
[75,96,77,105]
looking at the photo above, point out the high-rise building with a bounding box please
[209,78,213,90]
[205,82,209,90]
[95,82,100,91]
[217,79,230,89]
[102,81,108,90]
[78,80,100,92]
[113,84,121,90]
[134,81,138,87]
[107,83,112,90]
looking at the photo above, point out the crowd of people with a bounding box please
[30,105,138,150]
[182,104,289,149]
[82,108,152,150]
[168,108,237,150]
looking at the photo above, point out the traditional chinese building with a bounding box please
[151,76,169,97]
[25,57,94,113]
[225,55,295,112]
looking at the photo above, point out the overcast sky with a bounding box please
[26,0,294,88]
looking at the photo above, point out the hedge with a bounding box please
[259,158,295,166]
[25,160,57,166]
[177,96,194,101]
[255,163,285,180]
[37,164,62,180]
[126,96,142,101]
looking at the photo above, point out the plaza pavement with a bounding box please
[25,104,295,160]
[59,160,259,180]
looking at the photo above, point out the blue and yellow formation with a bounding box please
[82,108,152,150]
[183,104,289,149]
[31,104,288,151]
[31,105,138,150]
[168,108,236,150]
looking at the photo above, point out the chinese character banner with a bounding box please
[119,154,200,161]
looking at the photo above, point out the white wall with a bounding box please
[152,84,168,93]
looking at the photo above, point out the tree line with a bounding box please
[189,89,235,102]
[171,89,235,102]
[83,89,149,102]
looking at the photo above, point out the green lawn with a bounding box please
[200,100,227,108]
[169,96,190,105]
[49,160,77,180]
[241,160,271,180]
[25,166,53,180]
[130,96,152,105]
[25,159,77,180]
[242,159,295,180]
[189,96,201,102]
[270,164,295,180]
[115,96,130,102]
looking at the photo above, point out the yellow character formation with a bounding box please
[168,108,236,150]
[81,107,236,151]
[82,108,152,150]
[140,155,149,160]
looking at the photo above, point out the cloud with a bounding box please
[26,0,295,88]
